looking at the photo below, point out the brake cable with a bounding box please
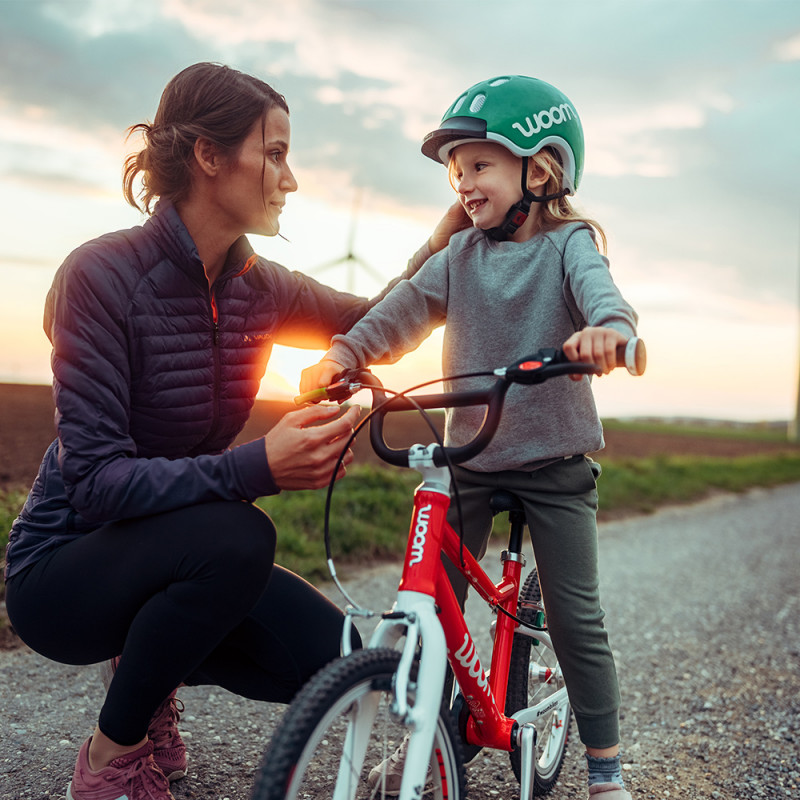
[320,371,495,611]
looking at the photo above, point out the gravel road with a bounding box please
[1,483,798,800]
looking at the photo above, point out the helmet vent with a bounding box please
[489,77,510,87]
[469,93,486,113]
[452,94,467,114]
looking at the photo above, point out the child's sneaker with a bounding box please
[100,656,187,781]
[588,783,632,799]
[66,737,174,800]
[366,735,432,796]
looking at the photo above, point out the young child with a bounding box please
[301,75,637,800]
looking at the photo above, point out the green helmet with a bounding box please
[422,75,585,193]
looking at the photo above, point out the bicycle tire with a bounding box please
[505,568,571,794]
[252,647,466,800]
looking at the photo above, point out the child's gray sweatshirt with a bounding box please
[327,222,638,472]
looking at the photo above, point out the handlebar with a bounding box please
[295,338,646,468]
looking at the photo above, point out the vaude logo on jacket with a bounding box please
[512,103,576,137]
[408,503,433,566]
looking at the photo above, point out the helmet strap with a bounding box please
[485,156,571,242]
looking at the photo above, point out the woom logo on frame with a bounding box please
[408,503,432,566]
[512,103,576,137]
[454,633,494,700]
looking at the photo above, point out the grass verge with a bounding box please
[2,453,800,591]
[0,489,28,635]
[596,452,800,516]
[601,418,791,443]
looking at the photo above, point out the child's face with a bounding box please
[450,142,527,232]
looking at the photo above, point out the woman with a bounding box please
[3,62,467,800]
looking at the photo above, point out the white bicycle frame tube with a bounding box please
[368,590,448,800]
[510,685,570,728]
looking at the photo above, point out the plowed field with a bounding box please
[1,382,794,491]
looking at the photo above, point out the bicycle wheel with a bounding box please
[252,647,466,800]
[505,568,571,794]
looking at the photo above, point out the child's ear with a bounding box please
[527,159,549,191]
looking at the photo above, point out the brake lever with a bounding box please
[499,338,646,384]
[498,354,599,385]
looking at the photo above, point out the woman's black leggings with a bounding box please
[6,501,358,746]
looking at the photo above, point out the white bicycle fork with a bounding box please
[361,590,448,800]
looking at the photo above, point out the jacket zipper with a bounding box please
[206,288,222,444]
[210,292,220,345]
[197,254,256,452]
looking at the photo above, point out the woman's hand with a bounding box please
[265,404,360,490]
[299,359,344,394]
[562,327,628,381]
[428,201,472,254]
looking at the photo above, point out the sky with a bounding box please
[1,0,799,423]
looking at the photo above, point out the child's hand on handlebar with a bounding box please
[299,359,346,395]
[562,327,629,381]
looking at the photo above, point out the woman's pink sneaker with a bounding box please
[147,695,187,781]
[66,737,174,800]
[100,656,187,781]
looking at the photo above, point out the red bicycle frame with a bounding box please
[397,486,523,752]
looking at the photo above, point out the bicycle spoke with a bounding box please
[254,649,465,800]
[506,569,571,792]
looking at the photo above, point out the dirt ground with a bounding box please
[1,384,799,800]
[1,382,795,493]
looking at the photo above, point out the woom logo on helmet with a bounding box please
[512,103,576,138]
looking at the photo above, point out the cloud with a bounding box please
[1,0,798,305]
[0,106,125,200]
[587,100,718,179]
[629,256,798,324]
[1,0,798,419]
[1,168,112,198]
[0,253,57,270]
[162,0,454,137]
[774,32,800,61]
[0,0,451,210]
[0,1,217,130]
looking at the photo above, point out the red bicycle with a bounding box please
[252,339,646,800]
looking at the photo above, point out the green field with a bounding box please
[263,452,800,580]
[4,448,799,591]
[602,417,792,443]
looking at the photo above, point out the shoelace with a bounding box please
[148,697,184,746]
[105,750,170,798]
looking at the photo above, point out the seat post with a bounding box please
[506,508,527,554]
[489,490,527,554]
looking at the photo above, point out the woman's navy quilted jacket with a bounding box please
[5,201,396,579]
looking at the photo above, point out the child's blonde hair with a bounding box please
[530,148,607,254]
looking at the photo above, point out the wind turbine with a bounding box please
[308,188,386,293]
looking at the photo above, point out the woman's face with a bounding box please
[217,107,298,237]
